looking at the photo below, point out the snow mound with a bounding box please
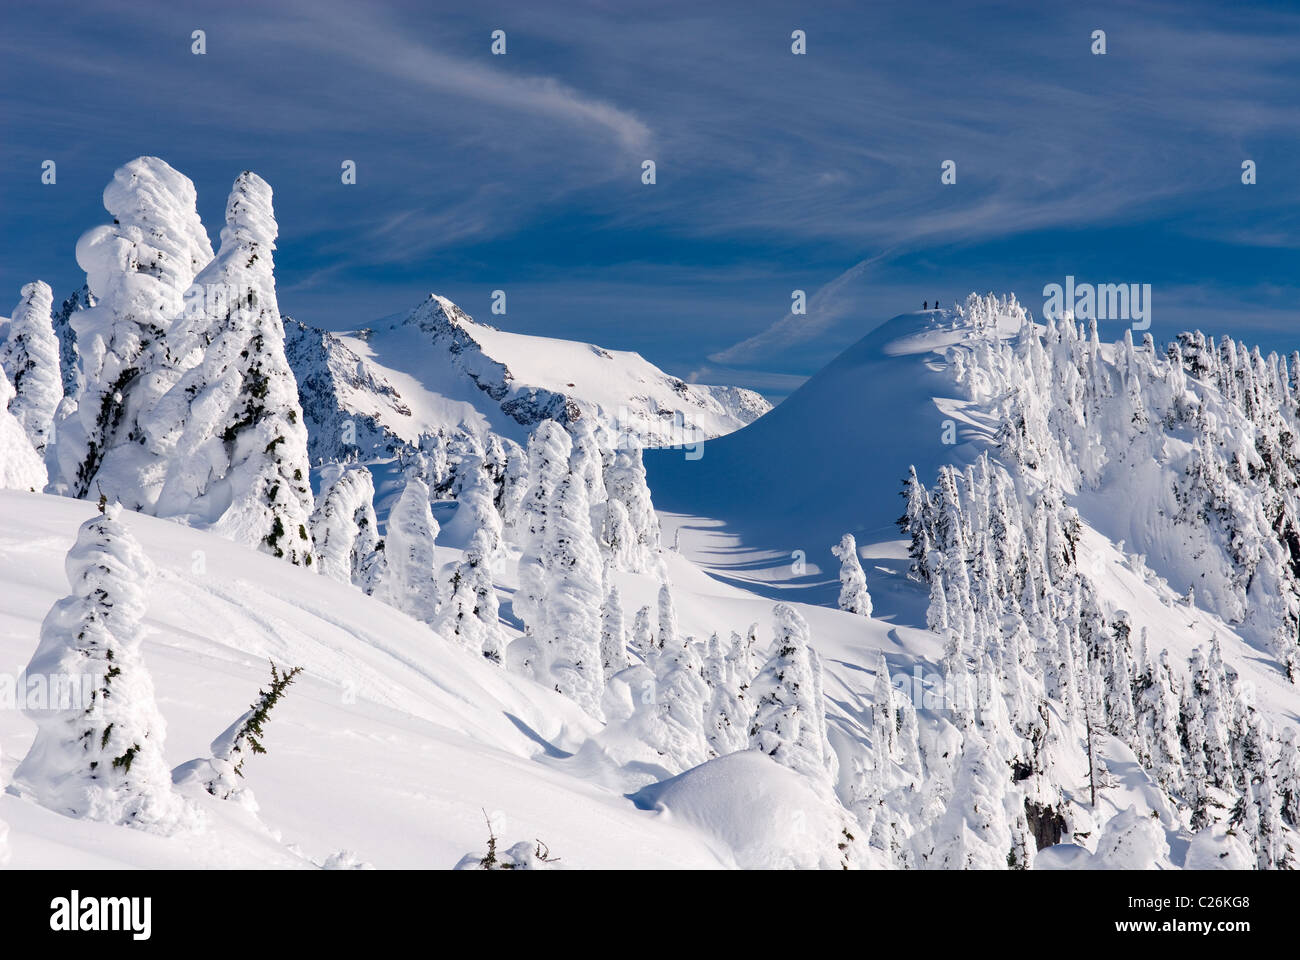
[630,750,852,869]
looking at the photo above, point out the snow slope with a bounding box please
[0,488,941,870]
[648,307,1012,606]
[0,490,728,868]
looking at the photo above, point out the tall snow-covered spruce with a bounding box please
[52,157,215,505]
[146,171,314,564]
[12,503,195,833]
[533,473,606,716]
[0,365,47,491]
[831,532,872,616]
[748,603,838,787]
[382,475,440,623]
[310,462,381,589]
[1,280,61,455]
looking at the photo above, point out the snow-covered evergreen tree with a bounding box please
[514,421,573,629]
[657,581,679,654]
[1279,726,1300,828]
[602,440,660,571]
[1134,648,1185,794]
[643,631,711,771]
[1091,805,1169,868]
[382,476,440,623]
[924,730,1023,869]
[600,573,628,674]
[872,652,897,765]
[52,157,215,505]
[703,632,750,757]
[631,604,655,663]
[0,365,47,491]
[146,172,314,564]
[534,473,605,716]
[12,503,194,832]
[310,463,380,588]
[748,603,838,785]
[1,280,61,455]
[831,532,872,616]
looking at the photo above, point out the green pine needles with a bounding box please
[231,660,303,777]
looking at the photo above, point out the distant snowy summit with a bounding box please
[283,293,770,467]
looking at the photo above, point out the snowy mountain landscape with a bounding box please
[0,155,1297,880]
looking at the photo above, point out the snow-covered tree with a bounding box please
[52,157,214,504]
[146,172,314,564]
[703,632,749,757]
[382,476,440,623]
[0,366,47,491]
[899,464,934,582]
[175,661,302,808]
[436,451,508,662]
[872,652,897,766]
[12,504,194,832]
[631,605,655,663]
[1134,649,1185,794]
[1091,805,1169,868]
[831,533,872,616]
[924,730,1024,870]
[657,581,680,654]
[534,473,605,717]
[643,632,711,771]
[748,603,838,785]
[602,440,660,571]
[1279,726,1300,827]
[514,421,573,629]
[310,463,380,588]
[600,573,628,674]
[1,280,61,454]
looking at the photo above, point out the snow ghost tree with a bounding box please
[310,463,380,588]
[1,280,61,454]
[534,473,605,717]
[514,420,573,629]
[145,172,314,564]
[631,605,655,663]
[438,454,507,662]
[657,581,679,654]
[12,504,195,833]
[831,533,872,616]
[602,440,661,572]
[52,157,215,504]
[382,476,440,623]
[925,730,1028,870]
[704,633,750,757]
[748,603,838,786]
[600,573,628,674]
[644,632,711,772]
[0,366,47,491]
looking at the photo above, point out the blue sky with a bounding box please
[2,0,1297,398]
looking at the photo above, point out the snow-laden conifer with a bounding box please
[310,463,380,587]
[748,603,837,785]
[534,473,605,716]
[600,572,628,674]
[54,157,214,505]
[13,503,195,832]
[831,532,872,616]
[1,280,61,454]
[0,365,47,490]
[146,172,314,564]
[602,440,660,571]
[382,475,440,623]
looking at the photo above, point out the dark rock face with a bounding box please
[1025,800,1067,850]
